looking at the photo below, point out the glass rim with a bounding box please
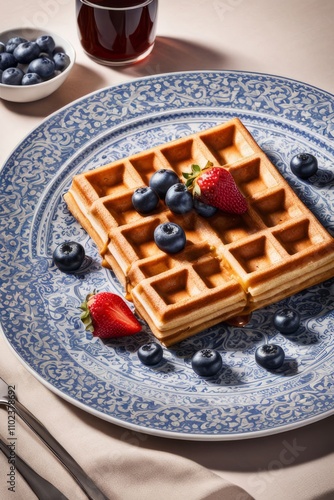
[79,0,154,10]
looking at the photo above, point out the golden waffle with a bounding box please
[64,118,334,345]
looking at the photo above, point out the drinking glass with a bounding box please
[76,0,158,66]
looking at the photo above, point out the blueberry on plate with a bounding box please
[154,222,186,253]
[2,67,24,85]
[5,36,27,53]
[273,308,300,334]
[255,344,285,371]
[193,197,218,217]
[165,183,193,214]
[21,72,43,86]
[149,169,180,199]
[132,186,159,214]
[290,153,318,179]
[138,342,163,366]
[53,241,85,273]
[27,56,55,79]
[0,52,17,71]
[13,41,40,64]
[0,42,5,54]
[53,51,70,71]
[191,349,222,377]
[35,35,56,54]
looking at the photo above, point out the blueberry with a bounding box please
[53,241,85,273]
[0,52,17,71]
[35,35,56,54]
[154,222,186,253]
[273,308,300,334]
[193,197,218,217]
[5,36,27,53]
[53,51,70,71]
[255,344,285,371]
[0,42,5,54]
[132,186,159,214]
[21,72,43,86]
[138,342,163,366]
[290,153,318,179]
[149,169,180,199]
[13,41,40,64]
[191,349,222,377]
[165,183,193,214]
[28,57,55,79]
[1,67,24,85]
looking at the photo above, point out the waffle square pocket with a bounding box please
[64,118,334,345]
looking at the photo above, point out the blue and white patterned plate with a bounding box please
[1,71,334,440]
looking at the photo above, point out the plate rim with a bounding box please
[3,67,334,171]
[1,69,334,441]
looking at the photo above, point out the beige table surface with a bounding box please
[1,1,334,499]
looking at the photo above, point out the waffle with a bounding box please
[64,118,334,345]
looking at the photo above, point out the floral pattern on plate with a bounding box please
[0,71,334,440]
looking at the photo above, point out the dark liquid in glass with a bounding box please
[76,0,158,65]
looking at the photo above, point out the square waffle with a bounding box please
[64,118,334,345]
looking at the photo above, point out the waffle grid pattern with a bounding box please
[64,118,334,345]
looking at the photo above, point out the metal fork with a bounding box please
[0,376,108,500]
[0,434,68,499]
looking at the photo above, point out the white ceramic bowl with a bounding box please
[0,28,75,103]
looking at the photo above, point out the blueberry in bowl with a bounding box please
[0,52,17,71]
[13,41,40,64]
[53,52,71,71]
[2,67,24,86]
[5,36,27,54]
[0,27,75,102]
[22,73,43,86]
[35,34,56,55]
[27,56,56,80]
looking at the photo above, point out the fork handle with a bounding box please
[11,401,108,500]
[0,438,68,499]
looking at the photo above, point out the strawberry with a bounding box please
[80,291,142,338]
[183,161,248,214]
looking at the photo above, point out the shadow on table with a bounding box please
[1,63,108,118]
[115,36,230,78]
[63,387,334,473]
[60,392,334,500]
[1,36,230,118]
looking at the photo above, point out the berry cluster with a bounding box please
[0,34,70,86]
[132,165,247,254]
[132,168,193,254]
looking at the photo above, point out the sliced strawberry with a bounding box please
[80,291,142,338]
[183,161,248,214]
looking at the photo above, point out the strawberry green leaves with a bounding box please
[183,161,248,214]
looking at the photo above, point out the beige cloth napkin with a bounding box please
[0,332,253,500]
